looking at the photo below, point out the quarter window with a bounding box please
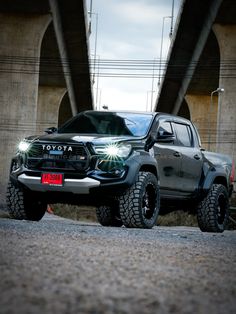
[174,123,192,147]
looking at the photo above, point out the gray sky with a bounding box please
[86,0,181,111]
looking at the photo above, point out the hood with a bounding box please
[26,133,139,145]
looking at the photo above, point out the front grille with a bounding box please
[26,143,90,172]
[27,144,43,159]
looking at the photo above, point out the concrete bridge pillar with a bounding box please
[36,86,66,133]
[213,24,236,162]
[185,94,218,150]
[58,93,73,127]
[0,14,51,205]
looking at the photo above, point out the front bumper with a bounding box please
[10,151,153,197]
[18,173,100,194]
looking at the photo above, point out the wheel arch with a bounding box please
[213,176,228,188]
[139,164,158,179]
[203,171,229,192]
[126,154,159,185]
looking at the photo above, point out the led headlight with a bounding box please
[94,143,132,158]
[18,140,31,152]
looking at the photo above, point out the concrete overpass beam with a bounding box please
[36,86,67,133]
[0,13,51,205]
[213,24,236,161]
[185,94,218,151]
[171,0,223,115]
[49,0,78,116]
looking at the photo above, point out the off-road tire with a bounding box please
[96,205,123,227]
[6,181,46,221]
[119,171,160,229]
[197,184,229,233]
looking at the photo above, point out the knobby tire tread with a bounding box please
[119,172,159,229]
[197,184,229,233]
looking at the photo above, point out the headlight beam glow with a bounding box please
[94,143,132,159]
[105,144,120,157]
[18,141,31,152]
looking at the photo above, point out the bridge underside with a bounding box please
[156,0,236,164]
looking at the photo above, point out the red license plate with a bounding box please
[41,173,63,186]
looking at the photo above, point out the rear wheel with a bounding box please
[197,184,229,233]
[6,181,47,221]
[119,172,160,229]
[96,204,123,227]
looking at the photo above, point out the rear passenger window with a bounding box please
[174,123,192,147]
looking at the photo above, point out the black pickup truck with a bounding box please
[6,111,235,232]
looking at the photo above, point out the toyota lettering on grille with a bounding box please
[42,145,73,152]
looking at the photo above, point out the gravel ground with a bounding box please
[0,214,236,314]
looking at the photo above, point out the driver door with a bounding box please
[153,120,182,197]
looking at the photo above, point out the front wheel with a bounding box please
[6,181,47,221]
[119,172,160,229]
[197,184,229,233]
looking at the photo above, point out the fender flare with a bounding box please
[124,153,159,186]
[202,169,228,194]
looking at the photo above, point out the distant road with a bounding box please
[0,214,236,314]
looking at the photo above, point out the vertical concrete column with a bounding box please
[213,24,236,162]
[58,92,73,127]
[36,86,66,133]
[0,14,51,205]
[185,94,218,150]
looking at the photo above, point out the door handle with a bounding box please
[194,154,200,160]
[173,151,181,157]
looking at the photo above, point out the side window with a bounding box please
[174,123,192,147]
[158,121,173,136]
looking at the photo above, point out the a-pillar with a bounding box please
[213,24,236,163]
[0,14,51,206]
[36,86,67,133]
[185,94,218,151]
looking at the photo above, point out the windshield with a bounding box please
[58,111,154,137]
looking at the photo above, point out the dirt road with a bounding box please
[0,214,236,314]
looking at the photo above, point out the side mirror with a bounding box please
[145,134,156,151]
[44,127,57,134]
